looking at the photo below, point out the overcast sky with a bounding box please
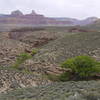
[0,0,100,19]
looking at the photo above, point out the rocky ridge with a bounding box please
[0,10,98,27]
[0,36,31,67]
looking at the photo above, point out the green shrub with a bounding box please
[31,49,38,56]
[59,72,71,81]
[60,55,100,81]
[12,53,32,69]
[46,74,60,82]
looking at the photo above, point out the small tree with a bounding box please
[60,55,100,81]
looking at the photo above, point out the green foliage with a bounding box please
[12,53,32,69]
[61,58,75,72]
[59,72,71,81]
[60,55,100,80]
[46,74,60,82]
[31,49,38,56]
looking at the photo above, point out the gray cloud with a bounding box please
[0,0,100,19]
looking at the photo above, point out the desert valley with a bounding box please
[0,10,100,100]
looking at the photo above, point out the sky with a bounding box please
[0,0,100,19]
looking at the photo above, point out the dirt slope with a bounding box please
[32,31,100,64]
[0,81,100,100]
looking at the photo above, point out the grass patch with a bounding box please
[12,53,32,69]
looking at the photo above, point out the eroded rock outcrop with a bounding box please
[11,10,23,16]
[9,28,57,47]
[0,69,50,93]
[0,36,31,66]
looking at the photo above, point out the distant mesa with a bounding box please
[31,10,37,15]
[0,10,98,26]
[86,17,98,21]
[11,10,23,16]
[11,10,38,16]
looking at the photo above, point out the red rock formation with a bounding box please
[0,10,73,26]
[11,10,23,16]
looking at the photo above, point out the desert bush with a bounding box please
[60,55,100,81]
[46,74,60,82]
[31,49,38,56]
[12,53,32,69]
[59,72,71,81]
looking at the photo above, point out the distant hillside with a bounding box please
[0,10,47,25]
[51,17,98,26]
[0,14,8,18]
[33,31,100,64]
[78,17,98,25]
[83,19,100,31]
[0,10,73,27]
[0,10,98,29]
